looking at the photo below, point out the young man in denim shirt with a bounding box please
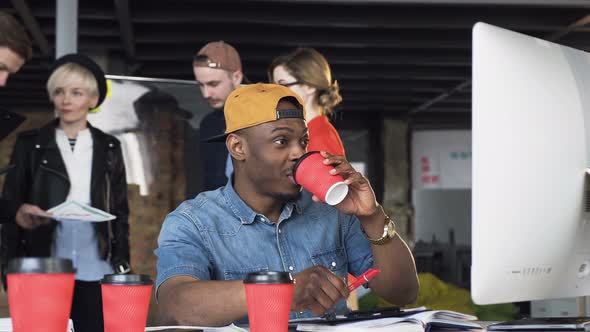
[155,83,419,326]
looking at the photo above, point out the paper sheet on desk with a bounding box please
[42,200,116,222]
[0,318,74,331]
[145,324,246,331]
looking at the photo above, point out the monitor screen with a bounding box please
[471,22,590,304]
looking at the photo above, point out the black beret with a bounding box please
[51,53,107,107]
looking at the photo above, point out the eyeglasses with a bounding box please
[193,54,222,69]
[279,81,301,87]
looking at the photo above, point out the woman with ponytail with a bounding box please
[268,48,346,156]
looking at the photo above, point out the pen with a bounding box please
[348,268,381,292]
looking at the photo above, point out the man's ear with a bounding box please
[227,133,247,161]
[232,70,243,86]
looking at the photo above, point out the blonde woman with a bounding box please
[268,48,345,156]
[2,54,130,332]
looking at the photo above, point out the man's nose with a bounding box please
[291,144,306,161]
[201,86,212,98]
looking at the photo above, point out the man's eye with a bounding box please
[301,138,309,147]
[274,138,287,145]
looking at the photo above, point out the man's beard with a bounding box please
[208,100,224,110]
[270,190,302,203]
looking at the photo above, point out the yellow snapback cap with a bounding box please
[205,83,306,142]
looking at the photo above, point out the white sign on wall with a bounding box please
[412,130,471,189]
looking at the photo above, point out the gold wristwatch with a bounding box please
[364,215,396,245]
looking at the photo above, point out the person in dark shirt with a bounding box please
[0,12,49,228]
[193,41,244,191]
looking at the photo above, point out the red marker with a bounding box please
[348,268,381,292]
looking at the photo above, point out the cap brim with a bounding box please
[202,132,227,143]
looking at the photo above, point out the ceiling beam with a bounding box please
[408,12,590,115]
[547,15,590,41]
[134,29,470,49]
[137,51,470,66]
[114,0,135,58]
[268,0,590,7]
[407,80,471,115]
[139,65,470,80]
[129,7,581,31]
[10,0,51,56]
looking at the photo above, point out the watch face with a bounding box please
[387,219,396,237]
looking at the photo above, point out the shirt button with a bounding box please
[35,144,40,149]
[109,143,114,148]
[42,159,48,164]
[331,262,337,267]
[289,266,294,271]
[278,229,282,234]
[260,217,266,222]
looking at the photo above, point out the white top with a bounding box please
[54,128,114,281]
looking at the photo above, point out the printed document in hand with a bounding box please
[295,309,482,331]
[46,200,116,222]
[0,318,74,331]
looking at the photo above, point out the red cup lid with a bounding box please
[292,150,321,185]
[7,257,75,274]
[101,274,153,285]
[243,271,293,284]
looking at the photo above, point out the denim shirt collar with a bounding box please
[221,178,302,225]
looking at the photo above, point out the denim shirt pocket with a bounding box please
[223,266,269,281]
[311,248,348,278]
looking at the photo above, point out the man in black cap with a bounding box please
[0,11,50,229]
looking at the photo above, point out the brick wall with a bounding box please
[0,111,186,325]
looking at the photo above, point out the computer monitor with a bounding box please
[471,22,590,305]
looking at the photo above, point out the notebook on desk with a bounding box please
[291,307,482,331]
[289,306,411,326]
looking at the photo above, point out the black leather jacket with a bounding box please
[1,119,130,282]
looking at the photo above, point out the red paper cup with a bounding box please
[244,271,294,332]
[101,274,153,332]
[7,258,75,332]
[293,151,349,205]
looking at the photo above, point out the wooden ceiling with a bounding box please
[1,0,589,126]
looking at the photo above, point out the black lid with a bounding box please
[292,150,320,185]
[7,258,75,274]
[101,274,153,285]
[243,271,293,284]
